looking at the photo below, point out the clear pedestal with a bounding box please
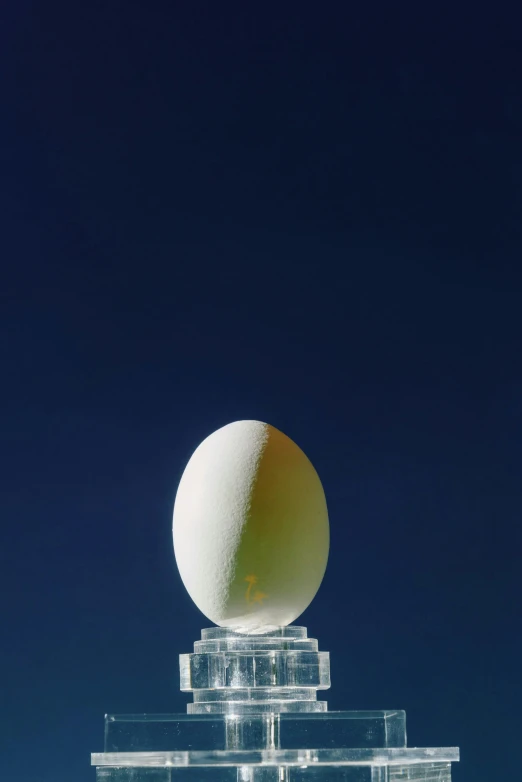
[92,626,459,781]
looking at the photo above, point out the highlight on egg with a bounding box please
[173,420,329,628]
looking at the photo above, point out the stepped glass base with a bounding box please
[92,627,459,782]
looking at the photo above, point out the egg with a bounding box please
[173,420,329,628]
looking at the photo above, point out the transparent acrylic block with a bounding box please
[92,626,459,782]
[103,711,407,752]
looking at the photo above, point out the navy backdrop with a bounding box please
[1,4,521,782]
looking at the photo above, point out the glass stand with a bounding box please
[92,626,459,781]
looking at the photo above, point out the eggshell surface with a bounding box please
[173,420,329,628]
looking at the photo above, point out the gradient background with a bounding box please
[1,4,521,782]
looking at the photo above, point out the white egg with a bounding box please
[173,420,329,628]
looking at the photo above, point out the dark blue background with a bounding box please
[1,4,520,781]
